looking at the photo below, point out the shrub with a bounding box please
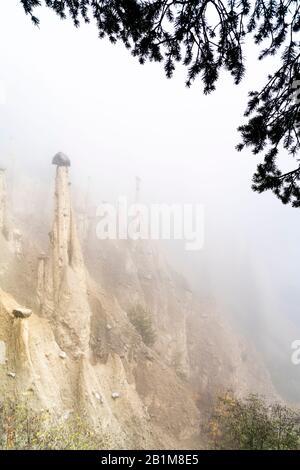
[128,304,156,347]
[0,399,109,450]
[206,392,300,450]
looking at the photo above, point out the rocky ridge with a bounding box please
[0,154,278,449]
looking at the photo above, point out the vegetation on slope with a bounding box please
[128,304,156,347]
[206,392,300,450]
[0,399,109,450]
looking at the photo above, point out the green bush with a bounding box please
[0,399,109,450]
[128,304,156,347]
[207,392,300,450]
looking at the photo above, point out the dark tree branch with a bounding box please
[18,0,300,207]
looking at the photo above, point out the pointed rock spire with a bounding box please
[37,153,91,355]
[52,156,73,292]
[0,167,8,239]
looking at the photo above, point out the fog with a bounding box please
[1,0,300,400]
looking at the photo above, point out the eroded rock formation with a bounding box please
[37,153,91,355]
[0,167,8,240]
[84,234,278,402]
[0,154,279,449]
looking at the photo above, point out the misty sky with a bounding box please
[1,1,300,398]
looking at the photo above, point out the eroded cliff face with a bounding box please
[84,236,191,377]
[0,168,8,240]
[0,169,35,307]
[0,155,202,449]
[0,153,280,449]
[0,287,201,449]
[84,222,278,404]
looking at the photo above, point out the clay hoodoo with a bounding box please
[37,153,91,355]
[51,152,77,295]
[0,167,8,240]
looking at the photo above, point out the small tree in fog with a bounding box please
[270,402,300,450]
[207,392,300,450]
[128,304,156,347]
[0,398,111,450]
